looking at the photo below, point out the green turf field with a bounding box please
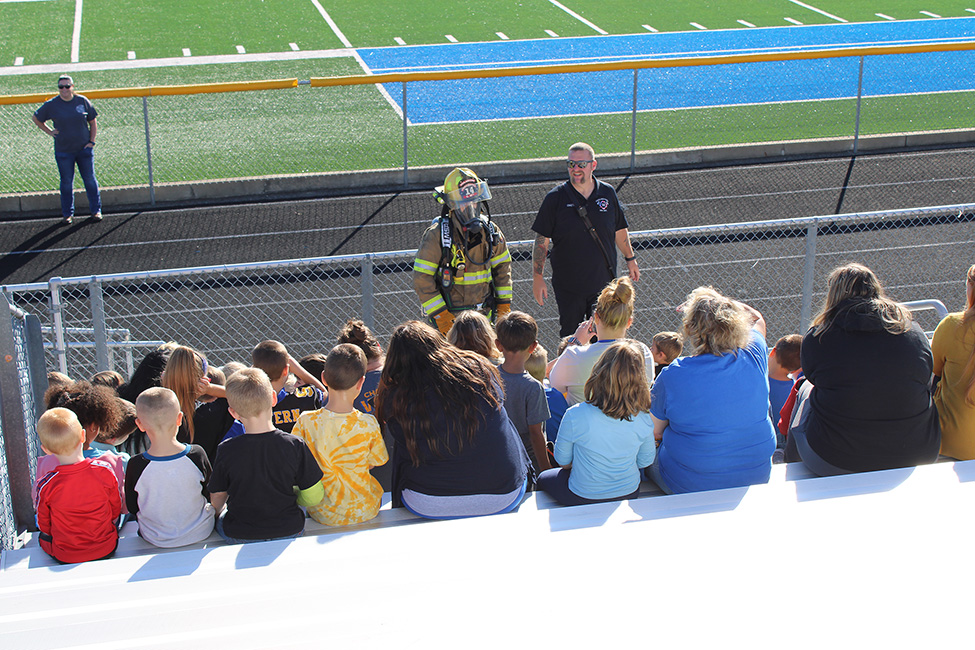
[3,1,975,195]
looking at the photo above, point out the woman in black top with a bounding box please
[790,263,940,475]
[376,321,529,518]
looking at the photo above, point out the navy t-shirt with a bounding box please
[34,94,97,154]
[208,429,323,540]
[532,179,628,296]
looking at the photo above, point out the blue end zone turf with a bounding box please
[356,18,975,124]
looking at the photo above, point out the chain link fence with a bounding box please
[4,45,975,202]
[3,204,972,382]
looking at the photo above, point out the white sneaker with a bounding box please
[63,215,73,225]
[92,212,103,221]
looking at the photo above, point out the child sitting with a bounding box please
[768,334,803,442]
[125,387,215,548]
[526,343,568,444]
[34,408,122,564]
[495,311,551,475]
[293,344,389,526]
[447,311,502,363]
[651,331,683,378]
[208,368,324,543]
[222,340,326,441]
[537,341,656,506]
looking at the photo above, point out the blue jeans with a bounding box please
[55,147,101,217]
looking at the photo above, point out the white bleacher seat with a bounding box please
[3,460,970,648]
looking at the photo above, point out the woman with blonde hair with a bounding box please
[537,340,656,505]
[549,276,654,405]
[646,286,776,494]
[376,321,530,519]
[789,263,940,475]
[161,345,233,462]
[929,265,975,459]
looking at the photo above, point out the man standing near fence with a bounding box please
[31,76,102,225]
[531,142,639,337]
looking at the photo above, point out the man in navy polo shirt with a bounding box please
[32,75,102,225]
[531,142,640,337]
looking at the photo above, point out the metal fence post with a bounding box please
[630,69,639,173]
[402,81,409,188]
[0,298,36,536]
[799,223,819,333]
[89,279,109,371]
[143,96,156,207]
[49,277,68,374]
[853,55,865,155]
[24,314,47,419]
[360,255,375,331]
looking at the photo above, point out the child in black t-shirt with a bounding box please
[209,368,323,543]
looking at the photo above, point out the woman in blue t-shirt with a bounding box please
[646,287,776,494]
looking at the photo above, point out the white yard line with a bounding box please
[967,8,975,14]
[0,48,356,76]
[546,0,607,35]
[876,13,895,20]
[642,24,657,32]
[690,22,707,30]
[920,10,941,18]
[445,34,458,42]
[787,0,847,22]
[308,0,352,47]
[545,29,559,37]
[496,32,509,40]
[70,0,83,63]
[737,20,756,27]
[784,17,803,25]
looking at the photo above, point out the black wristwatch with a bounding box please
[624,254,636,262]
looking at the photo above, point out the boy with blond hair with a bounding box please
[651,331,683,378]
[208,368,324,543]
[293,344,388,526]
[526,343,568,444]
[495,311,551,475]
[125,387,215,548]
[34,408,121,563]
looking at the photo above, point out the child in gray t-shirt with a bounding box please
[495,311,551,477]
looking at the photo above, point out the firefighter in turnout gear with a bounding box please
[414,168,513,335]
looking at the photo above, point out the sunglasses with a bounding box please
[58,84,72,89]
[566,160,593,169]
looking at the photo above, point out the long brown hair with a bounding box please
[811,263,912,337]
[376,321,503,466]
[584,341,652,421]
[161,345,206,442]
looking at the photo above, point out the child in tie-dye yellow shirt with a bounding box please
[293,344,388,526]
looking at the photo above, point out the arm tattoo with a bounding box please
[532,236,548,276]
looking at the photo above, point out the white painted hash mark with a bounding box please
[737,20,755,27]
[127,51,135,59]
[920,10,940,17]
[784,17,803,25]
[875,13,895,20]
[235,45,246,54]
[14,56,24,65]
[642,24,657,32]
[545,29,559,37]
[393,37,405,45]
[691,22,707,30]
[496,32,509,40]
[445,34,458,42]
[182,48,191,57]
[787,0,847,22]
[289,42,299,50]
